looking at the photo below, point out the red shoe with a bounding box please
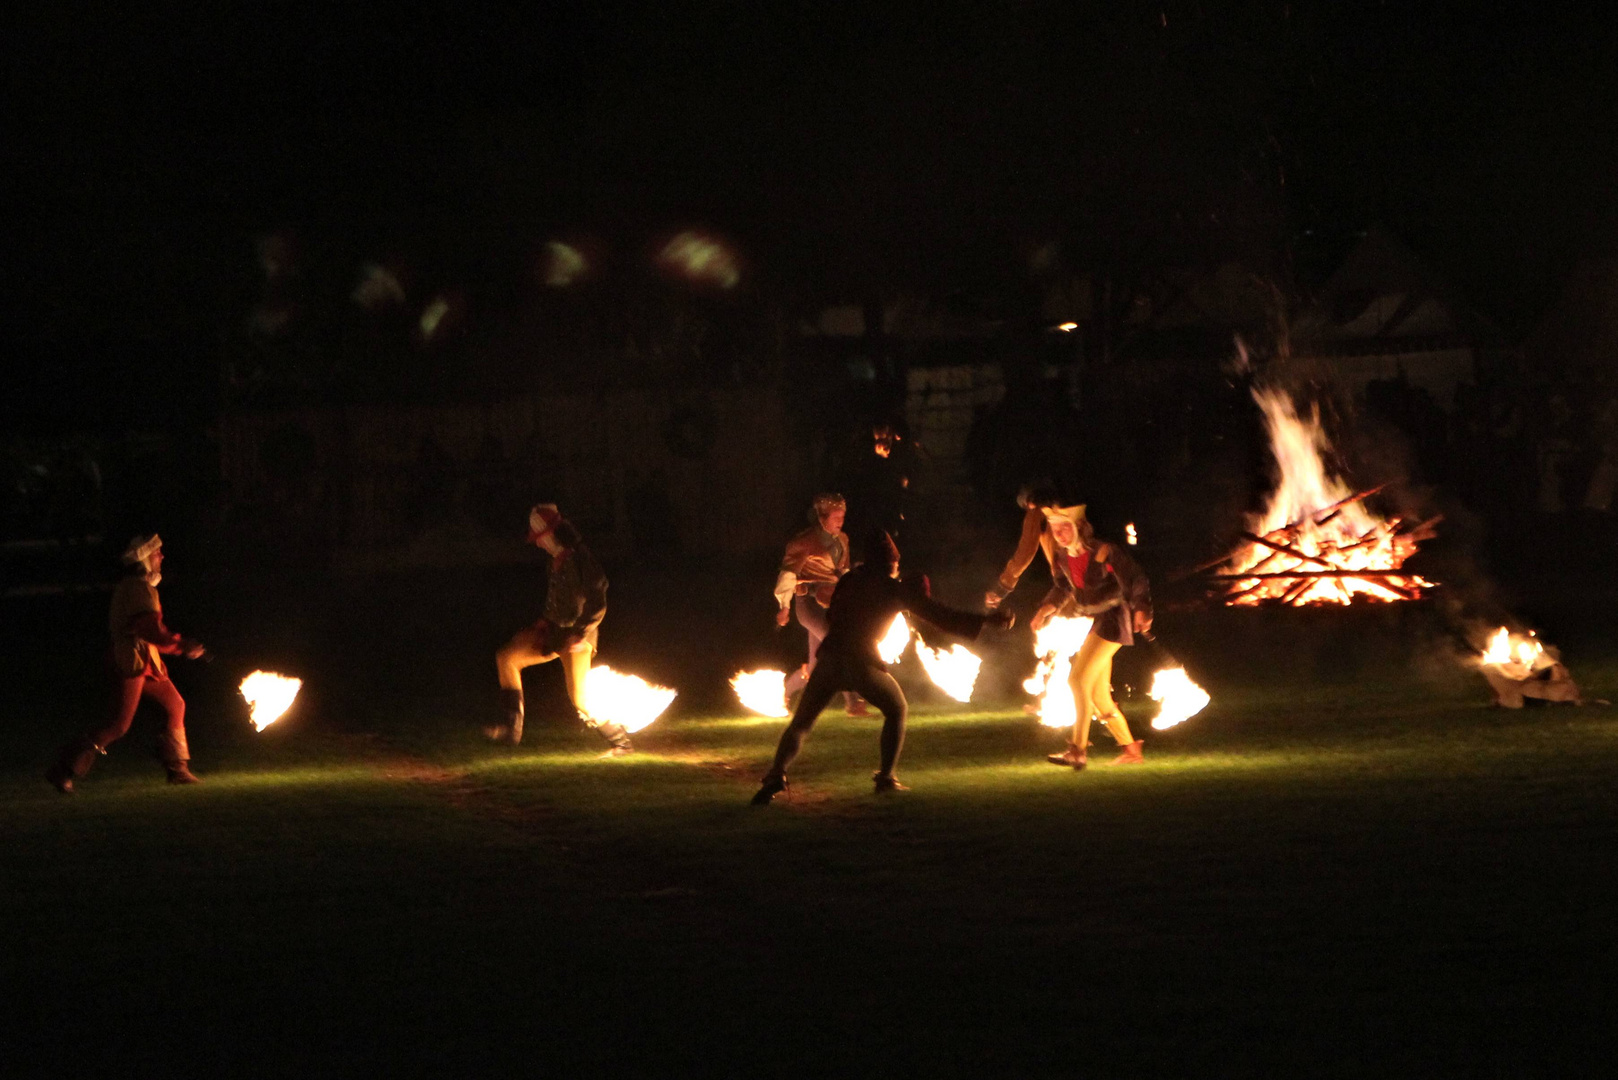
[1111,740,1145,765]
[1046,743,1087,769]
[845,698,871,717]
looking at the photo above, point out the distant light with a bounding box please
[1126,522,1138,545]
[419,296,451,339]
[543,242,588,287]
[1055,322,1078,332]
[352,263,405,309]
[658,231,740,289]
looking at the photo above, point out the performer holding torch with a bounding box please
[487,504,633,755]
[983,480,1061,609]
[1033,504,1153,769]
[46,535,207,792]
[752,529,1014,804]
[774,492,866,715]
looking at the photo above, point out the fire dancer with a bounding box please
[1033,505,1154,769]
[752,529,1014,804]
[46,535,207,792]
[488,504,633,755]
[984,481,1061,609]
[774,493,866,714]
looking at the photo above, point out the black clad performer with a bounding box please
[752,529,1014,804]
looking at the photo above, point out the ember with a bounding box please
[1214,388,1438,605]
[239,670,302,731]
[730,668,790,717]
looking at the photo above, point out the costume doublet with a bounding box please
[541,544,608,651]
[1043,543,1153,646]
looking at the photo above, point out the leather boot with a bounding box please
[485,689,525,744]
[166,761,202,784]
[1111,739,1145,765]
[46,738,104,793]
[594,721,634,757]
[1045,742,1087,769]
[159,733,200,784]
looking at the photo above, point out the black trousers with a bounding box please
[766,654,907,778]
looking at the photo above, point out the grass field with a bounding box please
[6,659,1618,1077]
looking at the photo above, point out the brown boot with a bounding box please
[166,761,202,785]
[1046,742,1087,769]
[594,721,634,757]
[485,689,525,744]
[1111,740,1145,765]
[46,738,104,793]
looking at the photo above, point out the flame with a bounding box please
[915,642,982,702]
[583,665,676,734]
[1147,667,1210,730]
[878,613,913,665]
[730,668,790,717]
[239,670,302,731]
[1021,615,1093,728]
[1225,387,1432,605]
[1125,522,1138,546]
[1480,626,1547,679]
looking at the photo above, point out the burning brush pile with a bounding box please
[1209,388,1440,606]
[1477,626,1589,709]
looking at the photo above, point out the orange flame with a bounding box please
[239,670,302,731]
[914,641,983,702]
[730,669,790,717]
[583,665,676,734]
[1225,388,1432,605]
[1148,667,1210,730]
[877,613,912,665]
[1021,616,1093,728]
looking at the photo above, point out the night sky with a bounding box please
[7,1,1617,353]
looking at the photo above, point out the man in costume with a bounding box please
[752,528,1014,804]
[774,492,866,714]
[1031,504,1153,769]
[47,534,207,792]
[488,504,632,755]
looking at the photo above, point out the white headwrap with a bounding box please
[122,534,163,585]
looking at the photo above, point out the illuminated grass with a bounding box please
[4,680,1616,1073]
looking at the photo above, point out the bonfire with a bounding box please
[1206,387,1439,605]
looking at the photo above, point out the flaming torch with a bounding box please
[583,665,677,734]
[874,612,986,702]
[1022,615,1093,728]
[1147,667,1210,730]
[914,642,983,703]
[878,613,913,665]
[731,669,790,717]
[239,670,303,732]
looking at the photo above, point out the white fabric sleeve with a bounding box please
[773,571,798,610]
